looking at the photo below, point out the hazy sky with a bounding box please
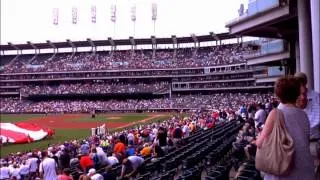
[0,0,246,45]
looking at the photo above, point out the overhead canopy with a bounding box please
[0,33,237,51]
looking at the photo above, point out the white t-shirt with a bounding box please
[96,147,108,166]
[127,133,135,142]
[39,158,58,180]
[9,167,20,179]
[90,173,104,180]
[182,125,190,137]
[107,156,119,166]
[19,164,30,175]
[152,128,158,136]
[27,157,39,173]
[0,166,10,179]
[128,156,144,170]
[254,109,266,124]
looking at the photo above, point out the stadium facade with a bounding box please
[0,32,282,113]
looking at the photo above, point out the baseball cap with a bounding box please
[87,168,96,176]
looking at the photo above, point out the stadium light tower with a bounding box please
[191,33,199,47]
[131,4,137,37]
[151,2,157,35]
[108,37,116,56]
[191,34,199,57]
[87,38,97,56]
[171,35,178,59]
[151,36,157,60]
[110,4,117,38]
[129,36,136,52]
[46,40,58,60]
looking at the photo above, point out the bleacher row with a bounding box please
[68,120,261,180]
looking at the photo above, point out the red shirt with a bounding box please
[114,142,125,154]
[58,174,73,180]
[80,155,94,171]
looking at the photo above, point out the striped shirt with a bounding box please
[305,89,320,140]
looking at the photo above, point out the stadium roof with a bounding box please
[1,33,237,51]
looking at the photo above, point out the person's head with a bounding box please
[87,168,96,176]
[275,76,300,104]
[296,79,308,109]
[294,72,308,87]
[91,148,97,153]
[63,168,71,176]
[41,151,47,159]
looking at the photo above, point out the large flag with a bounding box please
[0,122,54,144]
[52,8,59,25]
[72,7,78,24]
[91,5,97,23]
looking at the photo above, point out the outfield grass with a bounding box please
[0,113,171,157]
[73,115,149,123]
[0,129,90,156]
[0,114,44,123]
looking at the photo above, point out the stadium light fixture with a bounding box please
[129,36,135,46]
[151,36,156,45]
[171,35,177,45]
[108,37,115,46]
[210,32,220,41]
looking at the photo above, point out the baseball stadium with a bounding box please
[0,0,319,179]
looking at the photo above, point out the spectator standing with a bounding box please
[27,153,39,179]
[19,160,30,179]
[39,151,58,180]
[254,103,266,129]
[80,141,90,155]
[295,72,320,178]
[9,163,21,180]
[256,76,315,180]
[0,162,10,179]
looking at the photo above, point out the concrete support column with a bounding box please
[298,0,314,89]
[310,0,320,92]
[295,40,300,72]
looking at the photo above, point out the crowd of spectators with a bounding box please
[2,44,256,73]
[20,82,170,96]
[0,93,274,113]
[0,97,270,180]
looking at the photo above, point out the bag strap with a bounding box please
[275,108,286,131]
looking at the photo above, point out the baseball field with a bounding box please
[0,113,171,157]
